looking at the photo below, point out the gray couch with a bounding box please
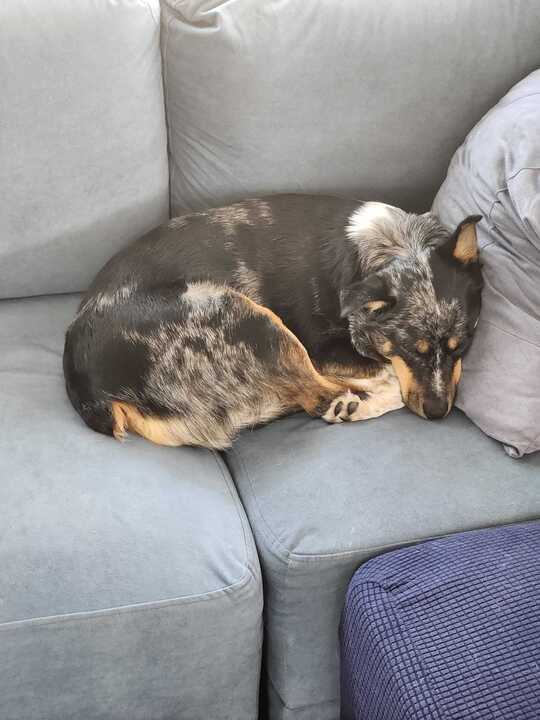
[1,2,539,720]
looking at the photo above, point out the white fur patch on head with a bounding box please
[346,204,447,274]
[346,202,410,271]
[346,202,396,236]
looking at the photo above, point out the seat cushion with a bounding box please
[161,0,540,215]
[226,411,540,720]
[0,0,169,299]
[433,70,540,457]
[341,522,540,720]
[0,295,262,720]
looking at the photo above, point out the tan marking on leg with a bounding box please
[111,402,183,446]
[111,402,128,441]
[240,295,404,420]
[317,359,383,381]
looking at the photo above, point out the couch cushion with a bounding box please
[433,70,540,457]
[0,0,169,299]
[0,295,262,720]
[161,0,540,215]
[226,410,540,720]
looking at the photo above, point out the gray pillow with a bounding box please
[433,70,540,457]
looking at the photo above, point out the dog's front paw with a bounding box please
[322,389,369,423]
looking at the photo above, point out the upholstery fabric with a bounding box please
[0,294,262,720]
[227,411,540,720]
[433,70,540,457]
[341,522,540,720]
[0,0,169,299]
[161,0,540,216]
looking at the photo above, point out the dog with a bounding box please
[63,194,482,449]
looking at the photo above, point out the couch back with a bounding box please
[0,0,169,300]
[2,0,540,300]
[162,0,540,216]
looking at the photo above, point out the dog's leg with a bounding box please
[108,288,402,449]
[305,360,404,422]
[249,300,403,423]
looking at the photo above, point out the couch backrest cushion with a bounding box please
[0,0,169,299]
[161,0,540,216]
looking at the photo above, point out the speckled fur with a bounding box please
[63,194,482,446]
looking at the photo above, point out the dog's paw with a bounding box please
[322,372,404,424]
[322,389,369,423]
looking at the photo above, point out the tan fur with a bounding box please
[444,359,463,411]
[415,339,430,354]
[451,358,462,386]
[112,402,195,446]
[453,223,479,264]
[447,336,459,351]
[381,340,393,356]
[364,299,388,313]
[390,355,423,417]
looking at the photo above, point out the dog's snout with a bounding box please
[422,396,449,420]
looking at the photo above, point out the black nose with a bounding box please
[422,396,449,420]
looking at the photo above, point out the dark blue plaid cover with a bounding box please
[340,522,540,719]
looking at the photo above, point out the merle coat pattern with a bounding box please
[63,194,482,448]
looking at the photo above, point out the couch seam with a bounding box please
[481,318,540,350]
[161,4,175,215]
[228,448,295,566]
[488,166,540,220]
[0,565,259,632]
[227,448,513,565]
[211,450,257,577]
[267,671,338,712]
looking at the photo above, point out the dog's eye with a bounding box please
[447,336,460,352]
[415,339,431,355]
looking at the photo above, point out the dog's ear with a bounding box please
[339,273,392,318]
[446,215,482,265]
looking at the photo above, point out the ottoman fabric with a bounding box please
[0,0,169,299]
[341,522,540,720]
[227,413,540,720]
[0,294,262,720]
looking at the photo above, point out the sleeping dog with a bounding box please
[63,195,482,449]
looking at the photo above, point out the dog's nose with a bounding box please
[422,396,448,420]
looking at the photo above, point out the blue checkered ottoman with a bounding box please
[340,522,540,719]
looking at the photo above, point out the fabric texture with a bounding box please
[0,0,169,299]
[0,294,262,719]
[226,411,540,720]
[161,0,540,216]
[433,71,540,457]
[340,522,540,720]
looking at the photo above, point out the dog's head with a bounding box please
[340,204,483,419]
